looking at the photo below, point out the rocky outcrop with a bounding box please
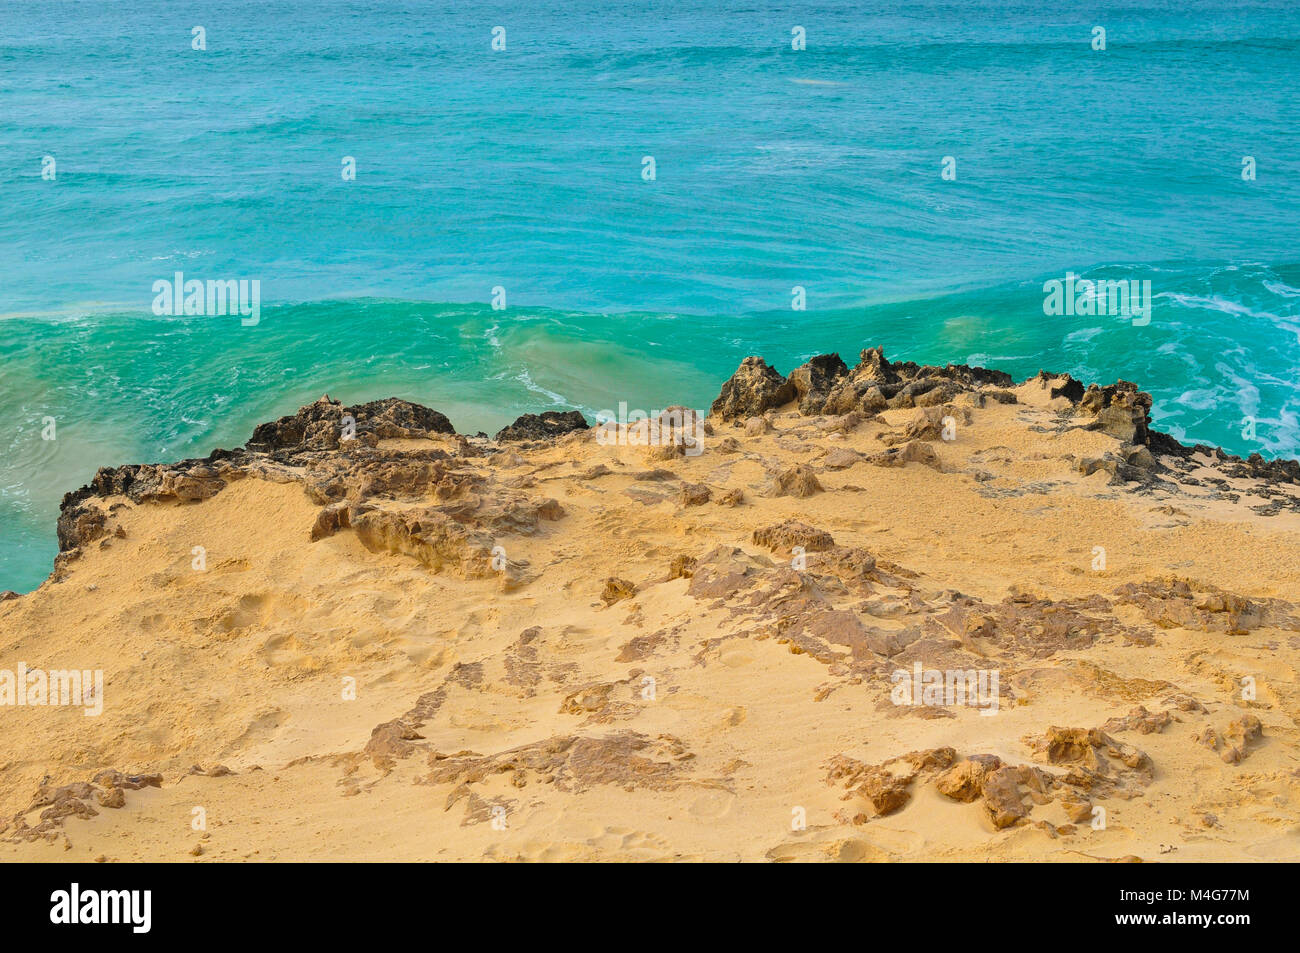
[248,395,455,452]
[494,410,589,442]
[347,507,498,579]
[51,395,571,588]
[752,520,836,554]
[4,771,163,843]
[762,464,824,497]
[1112,577,1295,635]
[709,357,796,421]
[713,346,1019,423]
[788,353,849,414]
[708,346,1300,495]
[1077,381,1152,444]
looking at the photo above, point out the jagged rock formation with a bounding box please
[709,356,796,421]
[708,347,1300,495]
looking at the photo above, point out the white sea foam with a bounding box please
[514,368,582,411]
[1160,293,1280,323]
[1263,280,1300,298]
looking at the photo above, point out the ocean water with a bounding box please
[2,0,1299,592]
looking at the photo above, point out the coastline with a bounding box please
[2,347,1297,861]
[4,265,1299,596]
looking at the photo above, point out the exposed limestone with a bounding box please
[1220,714,1263,764]
[821,447,863,470]
[763,464,824,497]
[788,353,850,415]
[1102,706,1174,735]
[752,520,836,554]
[4,772,162,843]
[868,440,942,471]
[1113,577,1297,635]
[679,482,712,506]
[710,357,796,422]
[602,577,637,606]
[826,748,956,818]
[934,755,1003,802]
[424,731,694,794]
[349,507,497,579]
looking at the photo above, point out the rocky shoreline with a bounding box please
[49,346,1300,572]
[3,347,1298,861]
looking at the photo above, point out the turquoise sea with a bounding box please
[2,0,1299,591]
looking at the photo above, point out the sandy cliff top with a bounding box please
[2,348,1297,861]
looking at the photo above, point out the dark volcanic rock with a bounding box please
[1033,371,1085,403]
[494,410,589,443]
[247,395,454,452]
[710,357,796,421]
